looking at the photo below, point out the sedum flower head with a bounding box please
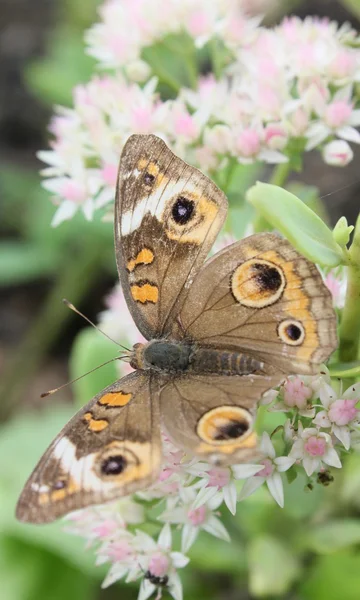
[38,3,360,225]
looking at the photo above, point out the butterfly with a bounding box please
[16,134,337,523]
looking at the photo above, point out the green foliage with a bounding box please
[304,520,360,554]
[247,182,345,267]
[301,551,360,600]
[26,26,96,106]
[333,216,354,248]
[70,327,122,408]
[25,0,99,106]
[248,536,300,596]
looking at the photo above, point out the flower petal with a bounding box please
[181,524,198,554]
[274,456,296,472]
[238,476,265,501]
[266,472,284,507]
[232,464,263,479]
[203,515,230,542]
[223,482,238,515]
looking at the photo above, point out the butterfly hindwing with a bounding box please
[170,233,337,375]
[159,373,282,465]
[16,372,161,523]
[115,134,228,339]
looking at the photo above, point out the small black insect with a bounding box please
[144,570,169,587]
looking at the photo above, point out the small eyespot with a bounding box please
[171,197,195,225]
[144,172,155,186]
[278,319,305,345]
[101,455,127,476]
[53,480,66,490]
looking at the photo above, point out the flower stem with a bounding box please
[253,162,291,232]
[339,213,360,365]
[0,243,106,419]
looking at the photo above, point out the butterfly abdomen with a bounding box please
[189,348,263,376]
[136,340,263,376]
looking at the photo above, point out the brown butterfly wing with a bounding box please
[16,372,161,524]
[115,134,228,339]
[170,233,337,375]
[159,373,282,465]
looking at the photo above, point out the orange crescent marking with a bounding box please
[83,412,109,432]
[131,283,158,304]
[127,248,154,272]
[99,391,132,407]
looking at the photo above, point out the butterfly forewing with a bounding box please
[16,372,161,523]
[115,134,228,339]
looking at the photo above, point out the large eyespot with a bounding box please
[231,258,285,308]
[171,197,195,225]
[278,319,305,345]
[101,455,127,476]
[197,406,253,446]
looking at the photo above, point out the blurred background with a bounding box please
[1,1,360,599]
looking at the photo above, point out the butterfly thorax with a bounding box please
[131,340,263,376]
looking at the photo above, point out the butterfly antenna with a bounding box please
[40,355,127,398]
[62,298,131,352]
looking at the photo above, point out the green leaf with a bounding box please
[304,520,360,554]
[70,327,121,408]
[227,203,255,239]
[0,406,106,575]
[286,181,330,223]
[329,360,360,378]
[188,531,246,574]
[301,550,360,600]
[0,535,96,600]
[247,182,345,267]
[333,216,354,247]
[0,242,58,285]
[248,535,300,597]
[25,25,96,106]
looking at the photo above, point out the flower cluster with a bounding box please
[39,1,360,226]
[61,278,360,600]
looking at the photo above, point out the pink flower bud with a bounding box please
[323,140,353,166]
[264,123,288,150]
[101,163,118,186]
[188,506,207,526]
[107,541,132,562]
[174,113,198,139]
[60,180,87,203]
[325,100,352,128]
[329,50,356,80]
[328,399,358,426]
[148,553,170,578]
[207,467,230,489]
[92,519,119,539]
[304,436,327,457]
[256,457,274,478]
[236,128,261,157]
[284,378,312,409]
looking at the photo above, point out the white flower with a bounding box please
[160,491,230,553]
[188,461,262,515]
[238,433,295,507]
[323,139,354,166]
[135,525,189,600]
[305,86,360,151]
[313,382,360,450]
[289,423,342,476]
